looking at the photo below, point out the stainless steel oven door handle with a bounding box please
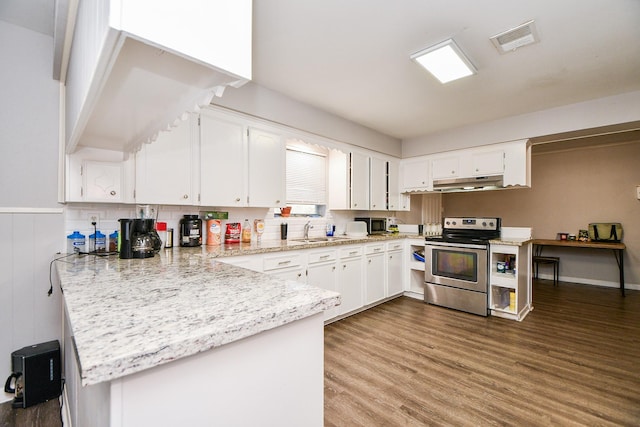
[425,241,487,250]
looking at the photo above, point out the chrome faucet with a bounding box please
[304,221,313,240]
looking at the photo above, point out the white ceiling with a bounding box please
[3,0,640,142]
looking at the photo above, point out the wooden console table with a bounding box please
[532,239,626,296]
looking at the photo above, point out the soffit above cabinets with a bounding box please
[75,37,247,153]
[64,0,252,155]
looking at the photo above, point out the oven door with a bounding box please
[425,242,488,292]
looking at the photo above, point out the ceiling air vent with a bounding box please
[490,20,539,54]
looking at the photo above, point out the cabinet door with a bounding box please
[350,152,369,210]
[401,159,430,191]
[136,114,196,205]
[307,262,338,321]
[387,250,404,296]
[338,256,363,315]
[365,252,385,304]
[199,110,247,207]
[431,156,459,180]
[472,150,504,176]
[369,157,387,211]
[248,127,286,207]
[82,161,123,202]
[328,150,349,209]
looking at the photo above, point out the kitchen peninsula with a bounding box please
[56,249,340,427]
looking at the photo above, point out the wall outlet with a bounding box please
[87,212,101,229]
[637,185,640,200]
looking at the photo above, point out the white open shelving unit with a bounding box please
[489,227,533,321]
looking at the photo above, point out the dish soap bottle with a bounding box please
[242,219,252,243]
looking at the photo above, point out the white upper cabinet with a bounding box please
[199,107,285,208]
[401,158,431,192]
[65,147,135,203]
[369,157,387,211]
[471,149,505,176]
[350,152,370,210]
[199,110,246,207]
[431,156,460,180]
[65,0,252,154]
[503,140,531,187]
[247,127,286,207]
[135,113,199,205]
[387,159,409,211]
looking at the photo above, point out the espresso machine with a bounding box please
[119,218,162,259]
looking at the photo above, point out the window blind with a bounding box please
[286,149,326,204]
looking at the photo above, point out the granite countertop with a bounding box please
[56,248,341,386]
[490,238,533,246]
[200,232,410,257]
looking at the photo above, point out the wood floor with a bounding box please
[324,281,640,426]
[0,398,61,427]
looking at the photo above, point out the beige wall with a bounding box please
[442,140,640,288]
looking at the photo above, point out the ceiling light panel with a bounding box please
[411,39,477,84]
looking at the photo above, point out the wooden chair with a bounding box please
[532,256,559,286]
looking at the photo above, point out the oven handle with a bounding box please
[425,241,487,250]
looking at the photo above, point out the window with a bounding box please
[285,144,327,215]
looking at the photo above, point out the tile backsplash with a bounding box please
[63,204,356,249]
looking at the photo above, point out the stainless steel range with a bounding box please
[424,217,501,316]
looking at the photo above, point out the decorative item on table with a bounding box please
[556,232,569,240]
[254,219,265,242]
[568,233,577,241]
[578,229,589,242]
[280,206,292,217]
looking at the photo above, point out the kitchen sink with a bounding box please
[290,237,350,244]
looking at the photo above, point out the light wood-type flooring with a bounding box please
[324,280,640,426]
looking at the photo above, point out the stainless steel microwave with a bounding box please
[354,217,387,235]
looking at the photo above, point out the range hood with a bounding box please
[432,175,504,192]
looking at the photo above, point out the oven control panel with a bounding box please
[443,217,500,231]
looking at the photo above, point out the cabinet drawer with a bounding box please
[386,241,404,251]
[339,246,363,259]
[263,253,303,271]
[308,250,337,264]
[365,244,385,255]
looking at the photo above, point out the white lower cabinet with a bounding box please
[386,240,404,297]
[222,240,409,323]
[263,252,305,283]
[364,244,385,305]
[306,249,339,321]
[337,246,364,315]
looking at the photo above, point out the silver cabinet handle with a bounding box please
[110,190,116,196]
[276,200,280,204]
[320,255,330,259]
[278,260,291,266]
[183,194,189,199]
[236,197,241,202]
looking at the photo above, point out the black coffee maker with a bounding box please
[119,218,162,259]
[4,340,61,408]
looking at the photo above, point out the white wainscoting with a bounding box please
[0,211,64,404]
